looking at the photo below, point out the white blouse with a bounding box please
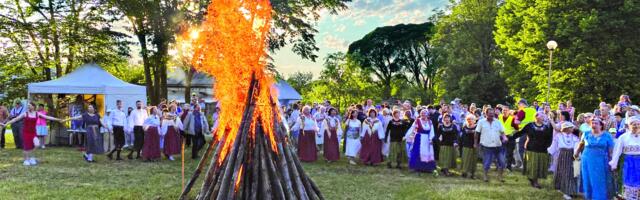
[547,133,580,155]
[610,133,640,168]
[360,118,385,139]
[320,116,343,139]
[292,115,319,132]
[143,115,160,130]
[160,118,183,136]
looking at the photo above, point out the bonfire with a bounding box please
[178,0,323,199]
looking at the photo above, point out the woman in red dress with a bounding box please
[320,107,342,162]
[2,102,62,166]
[292,106,319,162]
[142,107,161,161]
[360,109,385,165]
[161,105,183,160]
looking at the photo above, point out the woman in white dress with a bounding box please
[344,109,362,165]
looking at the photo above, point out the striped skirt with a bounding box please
[389,141,406,163]
[461,147,477,174]
[438,145,457,169]
[525,151,549,180]
[554,148,577,195]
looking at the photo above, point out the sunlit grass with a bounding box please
[0,147,565,199]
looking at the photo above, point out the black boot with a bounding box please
[136,150,141,159]
[116,150,123,160]
[106,149,115,160]
[127,151,134,160]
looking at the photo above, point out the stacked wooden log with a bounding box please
[179,75,323,200]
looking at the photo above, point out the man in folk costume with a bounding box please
[127,100,149,159]
[107,100,127,160]
[360,108,385,165]
[319,107,342,162]
[405,109,437,173]
[292,106,319,162]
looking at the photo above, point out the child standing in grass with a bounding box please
[35,104,48,149]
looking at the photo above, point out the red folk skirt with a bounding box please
[22,116,38,151]
[142,126,161,160]
[297,130,317,162]
[163,126,181,156]
[360,132,383,165]
[323,129,340,161]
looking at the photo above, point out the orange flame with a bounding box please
[234,165,244,191]
[186,0,278,165]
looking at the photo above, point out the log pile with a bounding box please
[179,75,323,200]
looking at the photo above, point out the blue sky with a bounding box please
[272,0,448,79]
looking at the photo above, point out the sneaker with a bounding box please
[562,194,572,200]
[23,160,32,166]
[29,158,37,165]
[40,145,46,149]
[349,160,357,165]
[168,156,175,161]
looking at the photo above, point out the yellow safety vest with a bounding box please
[498,114,516,136]
[518,107,537,131]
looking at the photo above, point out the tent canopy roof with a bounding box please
[28,63,146,95]
[167,71,302,101]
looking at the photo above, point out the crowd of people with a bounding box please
[1,93,639,200]
[0,95,215,167]
[283,95,639,200]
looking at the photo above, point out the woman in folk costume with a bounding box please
[437,113,460,176]
[548,122,580,199]
[359,108,385,165]
[404,110,416,160]
[405,109,436,173]
[64,104,110,163]
[319,107,342,162]
[610,116,640,200]
[344,109,362,165]
[314,106,327,153]
[2,102,62,165]
[460,114,479,179]
[523,112,554,189]
[292,106,319,162]
[142,107,162,161]
[381,108,393,158]
[161,106,183,161]
[385,109,409,169]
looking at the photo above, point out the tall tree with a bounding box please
[431,0,509,105]
[286,71,313,95]
[348,23,435,99]
[495,0,640,111]
[111,0,350,104]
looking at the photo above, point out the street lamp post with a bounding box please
[546,40,558,104]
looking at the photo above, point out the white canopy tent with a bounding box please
[272,80,302,106]
[27,63,147,113]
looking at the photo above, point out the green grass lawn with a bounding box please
[0,147,567,200]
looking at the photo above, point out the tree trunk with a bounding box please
[185,67,194,103]
[48,0,62,78]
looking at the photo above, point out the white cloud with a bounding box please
[354,19,366,26]
[335,24,347,32]
[322,35,350,51]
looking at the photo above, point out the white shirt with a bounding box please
[320,116,343,139]
[160,118,184,136]
[547,133,580,155]
[143,115,160,130]
[108,108,127,128]
[360,118,385,139]
[475,118,505,147]
[130,108,149,126]
[610,133,640,168]
[292,115,318,132]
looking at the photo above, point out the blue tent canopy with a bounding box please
[272,79,302,106]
